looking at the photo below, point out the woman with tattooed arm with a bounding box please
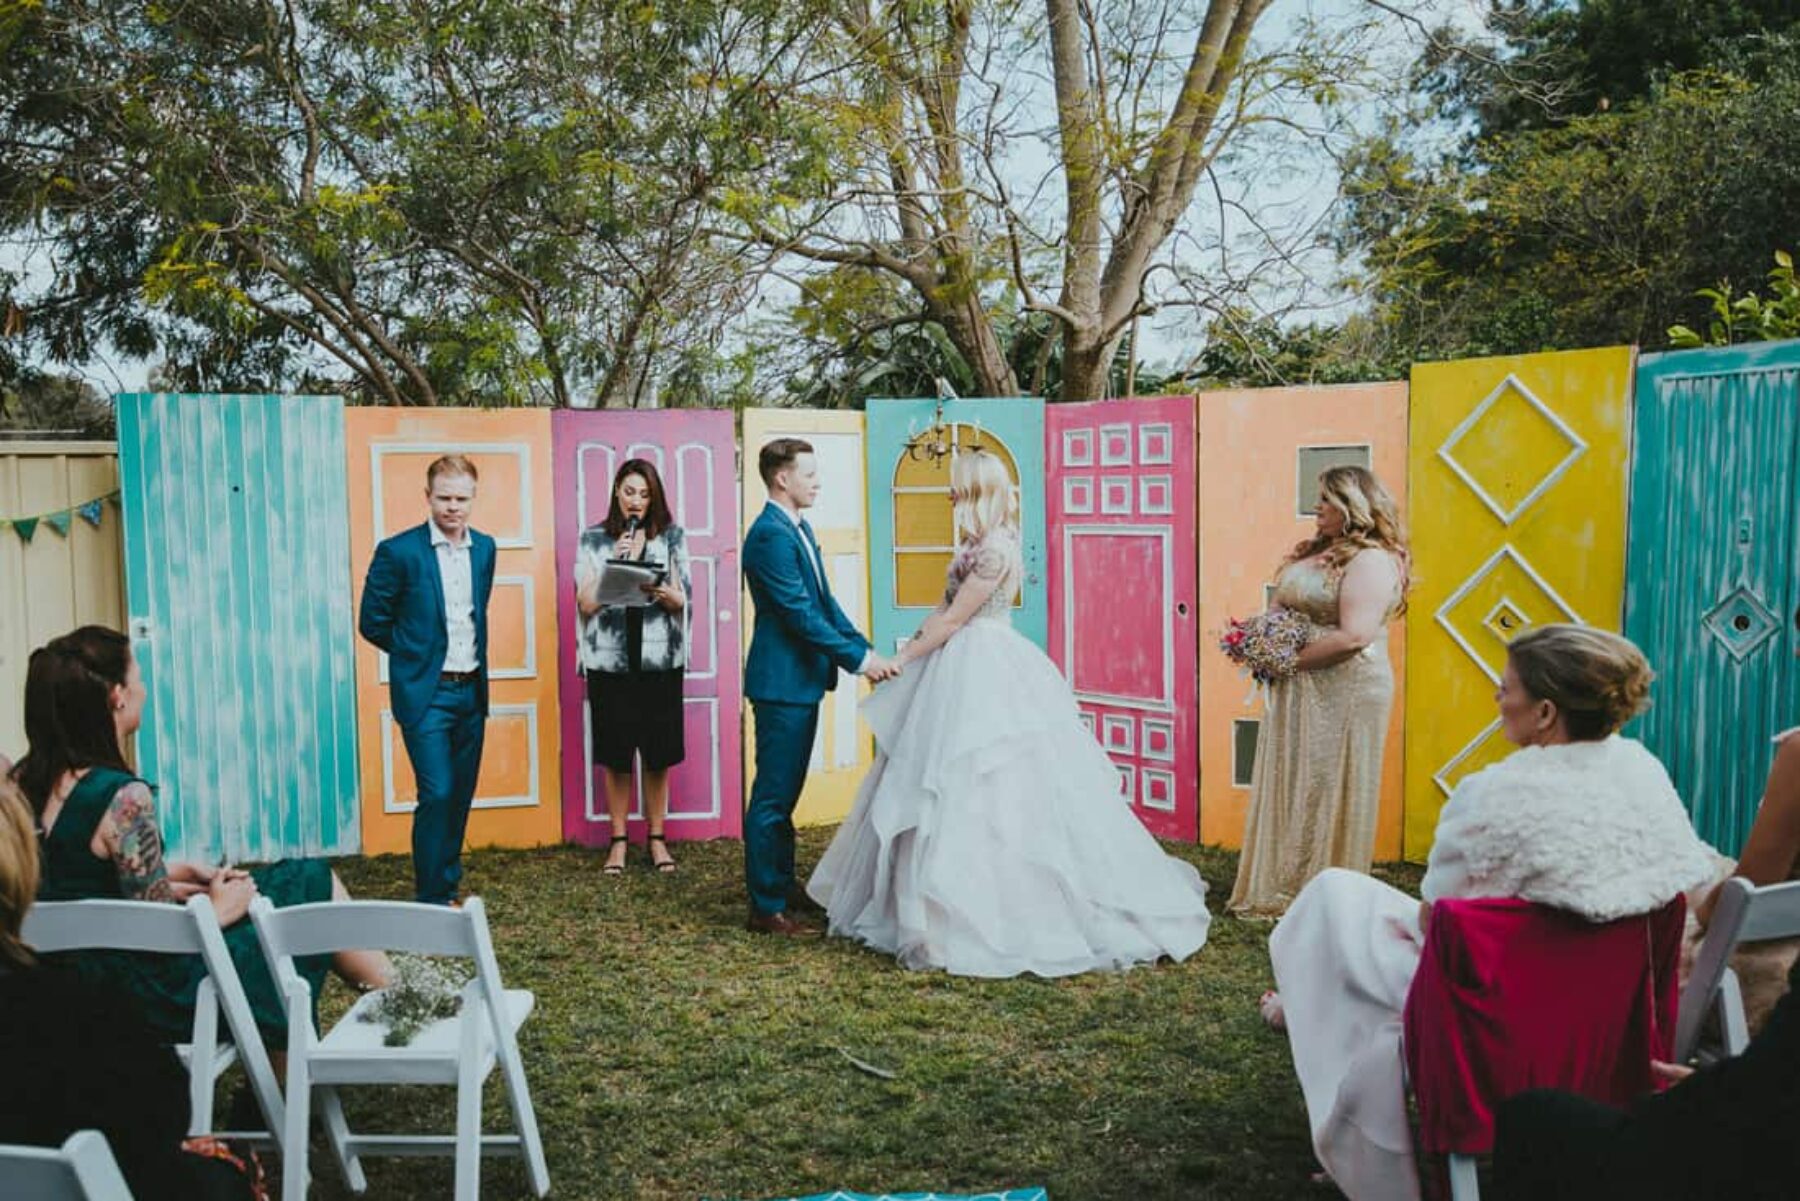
[7,626,388,1046]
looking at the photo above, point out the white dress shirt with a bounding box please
[431,521,479,673]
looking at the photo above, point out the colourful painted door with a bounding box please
[553,410,742,845]
[345,409,562,854]
[741,409,873,828]
[866,397,1047,658]
[1195,384,1410,856]
[1404,348,1634,860]
[116,393,360,862]
[1044,397,1199,841]
[1625,340,1800,855]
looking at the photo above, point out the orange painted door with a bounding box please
[1196,384,1409,857]
[346,409,562,854]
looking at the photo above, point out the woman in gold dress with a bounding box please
[1227,466,1409,918]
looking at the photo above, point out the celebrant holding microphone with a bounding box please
[575,459,691,875]
[1226,465,1409,919]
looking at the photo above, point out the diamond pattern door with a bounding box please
[1404,348,1635,860]
[1625,341,1800,854]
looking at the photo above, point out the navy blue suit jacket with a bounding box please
[742,502,869,705]
[358,522,497,728]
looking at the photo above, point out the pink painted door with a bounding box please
[1047,397,1198,841]
[553,410,742,844]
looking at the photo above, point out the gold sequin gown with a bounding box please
[1227,557,1397,918]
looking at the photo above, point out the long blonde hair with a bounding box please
[951,450,1019,542]
[1286,465,1411,608]
[0,776,39,969]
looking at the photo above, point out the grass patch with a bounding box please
[312,835,1422,1200]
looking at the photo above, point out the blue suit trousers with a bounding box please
[399,678,486,905]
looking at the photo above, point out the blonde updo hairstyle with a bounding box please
[1287,465,1412,609]
[1506,624,1653,742]
[951,450,1019,542]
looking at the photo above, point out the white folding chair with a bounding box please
[0,1130,135,1200]
[1675,876,1800,1063]
[22,895,286,1147]
[250,895,550,1201]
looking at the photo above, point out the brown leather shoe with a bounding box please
[745,909,819,937]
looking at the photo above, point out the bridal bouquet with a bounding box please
[1218,608,1316,684]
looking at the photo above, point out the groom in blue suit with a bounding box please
[742,438,898,935]
[358,455,497,906]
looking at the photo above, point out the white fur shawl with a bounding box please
[1420,736,1715,923]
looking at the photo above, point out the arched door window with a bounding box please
[890,424,1022,608]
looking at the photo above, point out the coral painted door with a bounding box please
[866,397,1047,657]
[1194,384,1409,856]
[1047,398,1198,841]
[345,409,563,855]
[553,410,742,844]
[741,409,873,828]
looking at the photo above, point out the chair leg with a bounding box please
[189,980,220,1136]
[282,1047,312,1201]
[496,1023,550,1196]
[318,1085,366,1193]
[1448,1153,1480,1201]
[454,997,485,1201]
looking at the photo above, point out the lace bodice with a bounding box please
[945,527,1023,618]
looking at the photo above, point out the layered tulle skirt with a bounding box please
[807,616,1212,978]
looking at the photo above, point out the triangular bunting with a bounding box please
[13,516,37,543]
[106,492,122,509]
[44,509,72,537]
[77,498,104,527]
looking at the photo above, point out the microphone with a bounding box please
[624,514,641,536]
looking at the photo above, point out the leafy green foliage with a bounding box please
[0,0,836,405]
[1669,251,1800,347]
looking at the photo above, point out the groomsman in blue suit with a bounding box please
[358,455,497,906]
[742,438,898,935]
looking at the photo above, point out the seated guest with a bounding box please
[0,776,259,1199]
[1685,723,1800,1037]
[9,625,389,1045]
[1262,625,1715,1200]
[1493,955,1800,1201]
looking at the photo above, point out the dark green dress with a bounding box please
[38,767,333,1044]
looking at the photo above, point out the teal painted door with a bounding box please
[866,398,1047,656]
[116,394,360,862]
[1624,342,1800,854]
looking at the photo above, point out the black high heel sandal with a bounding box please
[647,832,677,874]
[603,835,629,876]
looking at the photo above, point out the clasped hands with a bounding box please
[864,654,903,684]
[169,862,258,911]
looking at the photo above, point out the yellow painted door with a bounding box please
[346,409,563,854]
[740,409,874,827]
[1404,347,1633,859]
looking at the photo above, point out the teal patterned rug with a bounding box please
[741,1191,1047,1201]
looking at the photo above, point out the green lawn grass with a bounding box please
[317,835,1421,1200]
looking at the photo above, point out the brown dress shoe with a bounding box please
[745,909,819,937]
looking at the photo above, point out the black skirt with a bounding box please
[586,669,685,772]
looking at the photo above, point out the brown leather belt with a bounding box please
[440,670,481,684]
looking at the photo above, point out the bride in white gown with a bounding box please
[806,450,1213,978]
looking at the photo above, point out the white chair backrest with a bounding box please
[22,896,287,1143]
[1675,877,1800,1061]
[1737,878,1800,942]
[0,1131,134,1200]
[25,898,205,955]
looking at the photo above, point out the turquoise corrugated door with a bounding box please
[1625,342,1800,854]
[866,397,1048,656]
[116,394,360,862]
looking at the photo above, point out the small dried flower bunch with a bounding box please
[358,953,472,1047]
[1218,608,1317,684]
